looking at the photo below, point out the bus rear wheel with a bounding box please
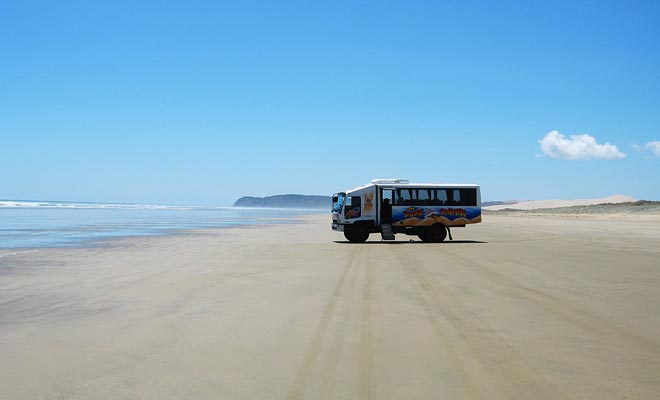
[418,230,431,242]
[344,224,369,243]
[427,224,447,243]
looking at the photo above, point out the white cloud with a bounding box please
[644,141,660,157]
[539,131,626,160]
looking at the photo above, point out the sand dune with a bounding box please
[484,194,635,210]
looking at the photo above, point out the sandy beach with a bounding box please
[1,214,659,399]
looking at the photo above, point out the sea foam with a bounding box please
[0,200,200,210]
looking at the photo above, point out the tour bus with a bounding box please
[331,179,481,243]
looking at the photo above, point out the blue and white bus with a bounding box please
[332,179,482,243]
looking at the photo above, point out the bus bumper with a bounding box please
[332,223,344,231]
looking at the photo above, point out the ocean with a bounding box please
[0,200,323,249]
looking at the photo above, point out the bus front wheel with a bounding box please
[344,224,369,243]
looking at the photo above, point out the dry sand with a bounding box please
[1,214,659,399]
[484,195,636,211]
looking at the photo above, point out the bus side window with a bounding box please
[445,189,455,206]
[404,189,413,206]
[455,190,463,205]
[459,188,477,206]
[396,189,411,206]
[395,190,403,206]
[430,190,437,206]
[433,189,447,206]
[344,196,361,219]
[417,189,431,206]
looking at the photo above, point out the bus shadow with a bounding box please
[333,240,487,245]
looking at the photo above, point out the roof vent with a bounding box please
[370,178,410,184]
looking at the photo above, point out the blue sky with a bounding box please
[1,1,659,205]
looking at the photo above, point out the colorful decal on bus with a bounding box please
[392,206,481,227]
[363,192,374,213]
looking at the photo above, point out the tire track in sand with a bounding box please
[284,245,361,400]
[438,247,660,358]
[389,245,568,400]
[385,246,481,400]
[318,247,362,400]
[358,245,374,400]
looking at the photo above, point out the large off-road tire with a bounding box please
[418,229,431,242]
[344,224,369,243]
[427,224,447,243]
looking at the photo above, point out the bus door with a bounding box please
[380,188,394,225]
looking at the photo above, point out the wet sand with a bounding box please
[1,214,659,399]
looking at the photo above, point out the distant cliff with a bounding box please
[233,194,331,209]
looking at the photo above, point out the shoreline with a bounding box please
[3,209,659,258]
[0,209,323,253]
[0,215,316,261]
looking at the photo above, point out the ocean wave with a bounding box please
[0,200,202,210]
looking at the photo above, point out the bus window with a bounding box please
[459,188,477,206]
[395,189,412,206]
[433,189,447,206]
[332,193,345,212]
[446,189,460,206]
[416,189,431,206]
[344,196,361,219]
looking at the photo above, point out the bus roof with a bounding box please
[345,181,480,193]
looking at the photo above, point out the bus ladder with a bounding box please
[380,224,395,240]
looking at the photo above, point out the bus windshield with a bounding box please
[332,193,345,213]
